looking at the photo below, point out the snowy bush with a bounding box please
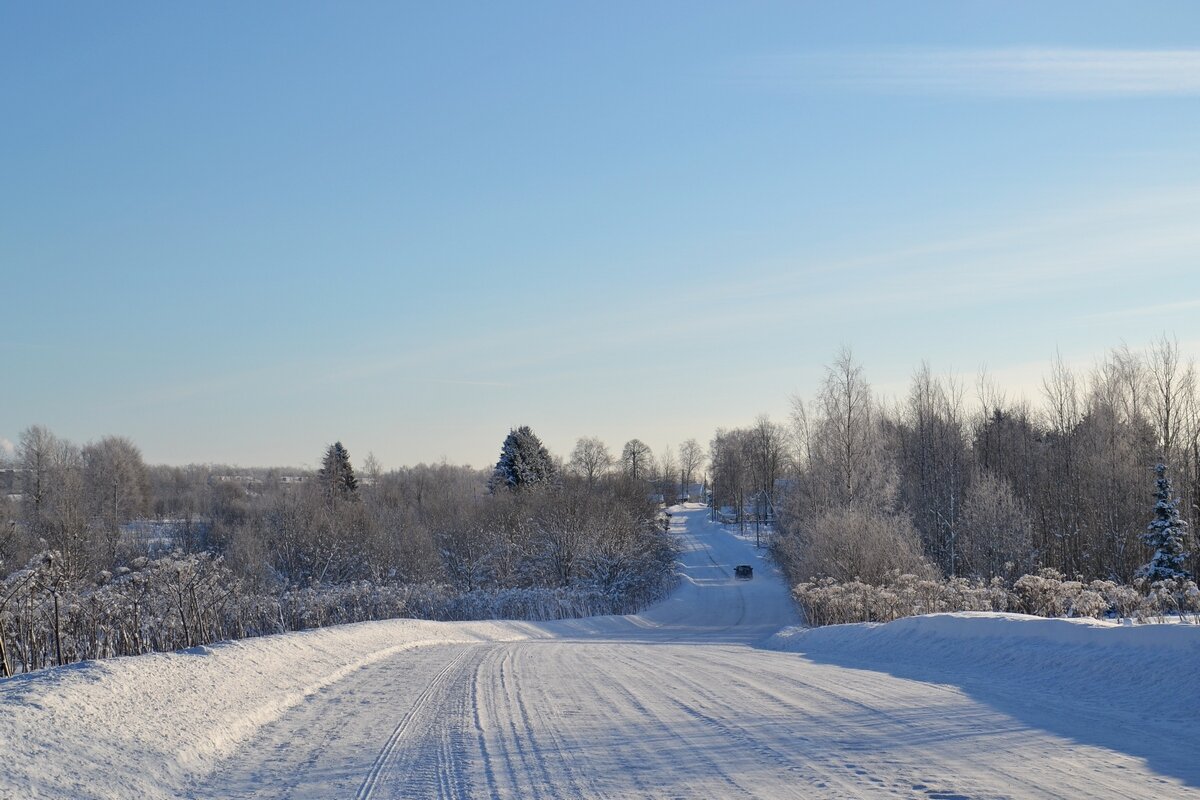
[793,569,1195,627]
[1013,569,1073,617]
[1142,578,1200,624]
[1089,580,1145,619]
[0,533,679,677]
[775,507,936,585]
[793,571,1013,626]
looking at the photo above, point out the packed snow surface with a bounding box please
[3,505,1200,798]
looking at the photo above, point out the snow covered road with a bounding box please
[191,507,1199,799]
[6,505,1200,798]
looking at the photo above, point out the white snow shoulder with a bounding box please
[0,618,536,800]
[767,611,1200,722]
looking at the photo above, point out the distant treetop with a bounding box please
[489,426,556,492]
[319,441,359,501]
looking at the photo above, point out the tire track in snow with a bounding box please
[651,646,959,798]
[353,645,479,800]
[506,643,597,799]
[499,645,561,798]
[472,646,524,799]
[598,645,756,798]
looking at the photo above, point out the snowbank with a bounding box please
[768,611,1200,722]
[771,610,1200,653]
[0,617,536,799]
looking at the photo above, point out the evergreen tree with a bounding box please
[318,441,359,502]
[489,426,555,492]
[1138,463,1190,582]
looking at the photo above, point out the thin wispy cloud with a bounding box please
[421,378,511,388]
[743,48,1200,97]
[1082,298,1200,322]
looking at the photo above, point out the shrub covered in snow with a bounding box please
[0,523,677,677]
[793,571,1009,626]
[793,568,1200,627]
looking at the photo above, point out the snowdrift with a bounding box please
[0,617,536,800]
[768,613,1200,719]
[772,610,1200,655]
[768,611,1200,784]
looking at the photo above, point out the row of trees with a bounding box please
[0,429,678,675]
[5,427,151,578]
[771,338,1200,588]
[566,435,705,501]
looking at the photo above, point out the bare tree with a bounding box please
[83,436,151,563]
[361,451,383,484]
[657,445,678,502]
[958,472,1034,580]
[748,415,787,522]
[17,428,94,574]
[619,439,655,482]
[788,395,813,475]
[806,347,895,512]
[678,439,705,499]
[1076,350,1158,580]
[709,428,759,530]
[568,437,613,485]
[895,363,968,575]
[1149,334,1196,468]
[18,425,58,529]
[1040,351,1086,573]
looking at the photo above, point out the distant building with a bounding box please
[208,474,261,486]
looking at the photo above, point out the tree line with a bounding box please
[768,338,1200,593]
[0,427,678,676]
[4,334,1196,670]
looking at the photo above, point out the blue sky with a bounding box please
[4,2,1200,469]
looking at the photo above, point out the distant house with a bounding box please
[209,474,260,487]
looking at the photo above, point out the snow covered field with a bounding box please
[3,505,1199,798]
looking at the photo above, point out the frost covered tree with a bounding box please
[619,439,655,482]
[83,436,151,563]
[568,436,612,485]
[18,425,58,528]
[1138,463,1191,582]
[489,426,556,492]
[318,442,359,502]
[894,364,968,576]
[678,439,705,497]
[958,471,1034,580]
[791,347,896,514]
[748,415,787,520]
[657,445,678,501]
[361,451,383,484]
[709,428,752,525]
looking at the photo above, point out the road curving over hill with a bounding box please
[189,506,1199,800]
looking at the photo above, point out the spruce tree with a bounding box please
[1138,463,1191,582]
[319,441,359,502]
[489,426,555,492]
